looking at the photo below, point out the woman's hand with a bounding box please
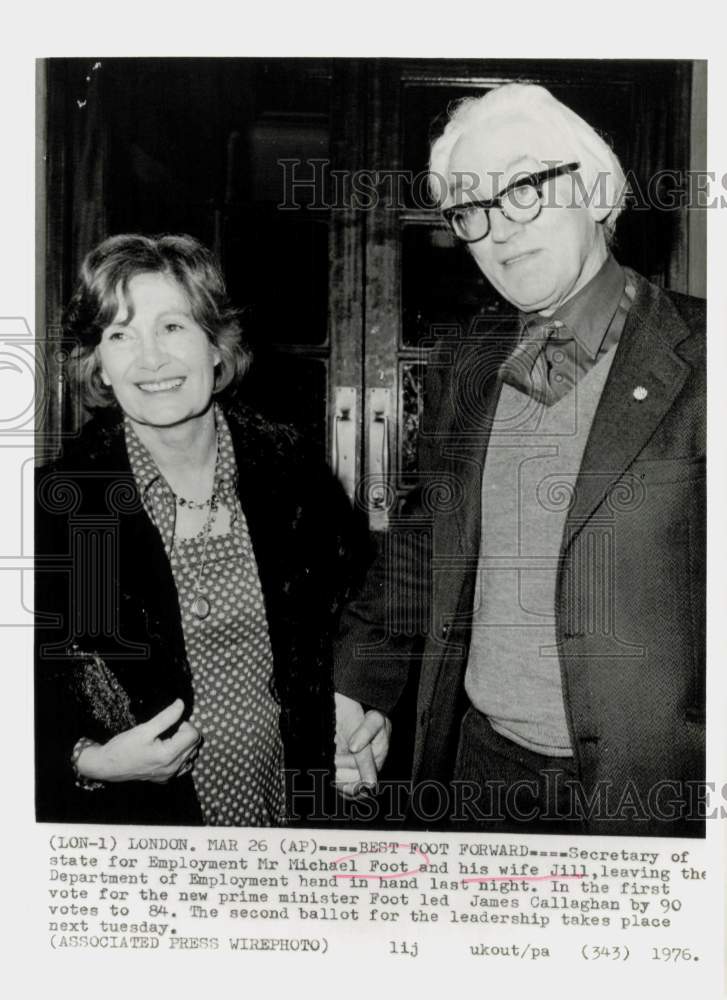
[75,699,202,784]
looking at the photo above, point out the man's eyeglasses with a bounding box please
[442,162,580,244]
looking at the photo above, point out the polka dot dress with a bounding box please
[171,511,285,826]
[125,409,286,827]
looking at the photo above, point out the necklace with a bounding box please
[189,491,218,620]
[174,493,213,510]
[177,428,220,621]
[170,428,220,510]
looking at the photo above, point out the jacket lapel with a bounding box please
[445,317,518,556]
[223,405,301,656]
[563,277,693,550]
[50,416,194,716]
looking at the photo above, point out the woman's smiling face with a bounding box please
[96,272,220,430]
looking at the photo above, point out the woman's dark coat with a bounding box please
[35,401,357,826]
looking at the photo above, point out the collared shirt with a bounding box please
[501,254,633,405]
[125,405,239,557]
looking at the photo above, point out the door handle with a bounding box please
[332,386,358,503]
[368,387,392,530]
[372,414,389,504]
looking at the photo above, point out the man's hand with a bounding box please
[334,692,391,798]
[75,699,202,784]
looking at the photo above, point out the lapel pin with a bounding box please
[633,385,648,401]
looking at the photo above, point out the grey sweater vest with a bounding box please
[464,346,618,755]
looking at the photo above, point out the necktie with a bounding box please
[499,319,567,404]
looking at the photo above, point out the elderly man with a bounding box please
[334,83,705,837]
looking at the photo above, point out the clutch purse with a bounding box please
[67,649,137,740]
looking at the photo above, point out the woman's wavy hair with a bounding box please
[64,233,251,409]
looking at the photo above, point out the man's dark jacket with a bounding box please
[36,401,356,826]
[335,272,706,837]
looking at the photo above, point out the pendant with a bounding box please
[191,595,211,620]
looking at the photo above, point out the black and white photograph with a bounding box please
[34,56,707,837]
[3,9,726,996]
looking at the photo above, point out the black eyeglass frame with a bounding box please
[442,161,581,243]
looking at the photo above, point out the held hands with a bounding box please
[334,692,391,799]
[75,699,202,785]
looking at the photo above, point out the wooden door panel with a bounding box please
[41,58,695,500]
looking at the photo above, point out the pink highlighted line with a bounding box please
[329,845,587,886]
[332,843,431,881]
[462,873,586,885]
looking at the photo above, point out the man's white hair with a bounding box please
[429,83,628,240]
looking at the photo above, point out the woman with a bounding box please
[35,233,355,826]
